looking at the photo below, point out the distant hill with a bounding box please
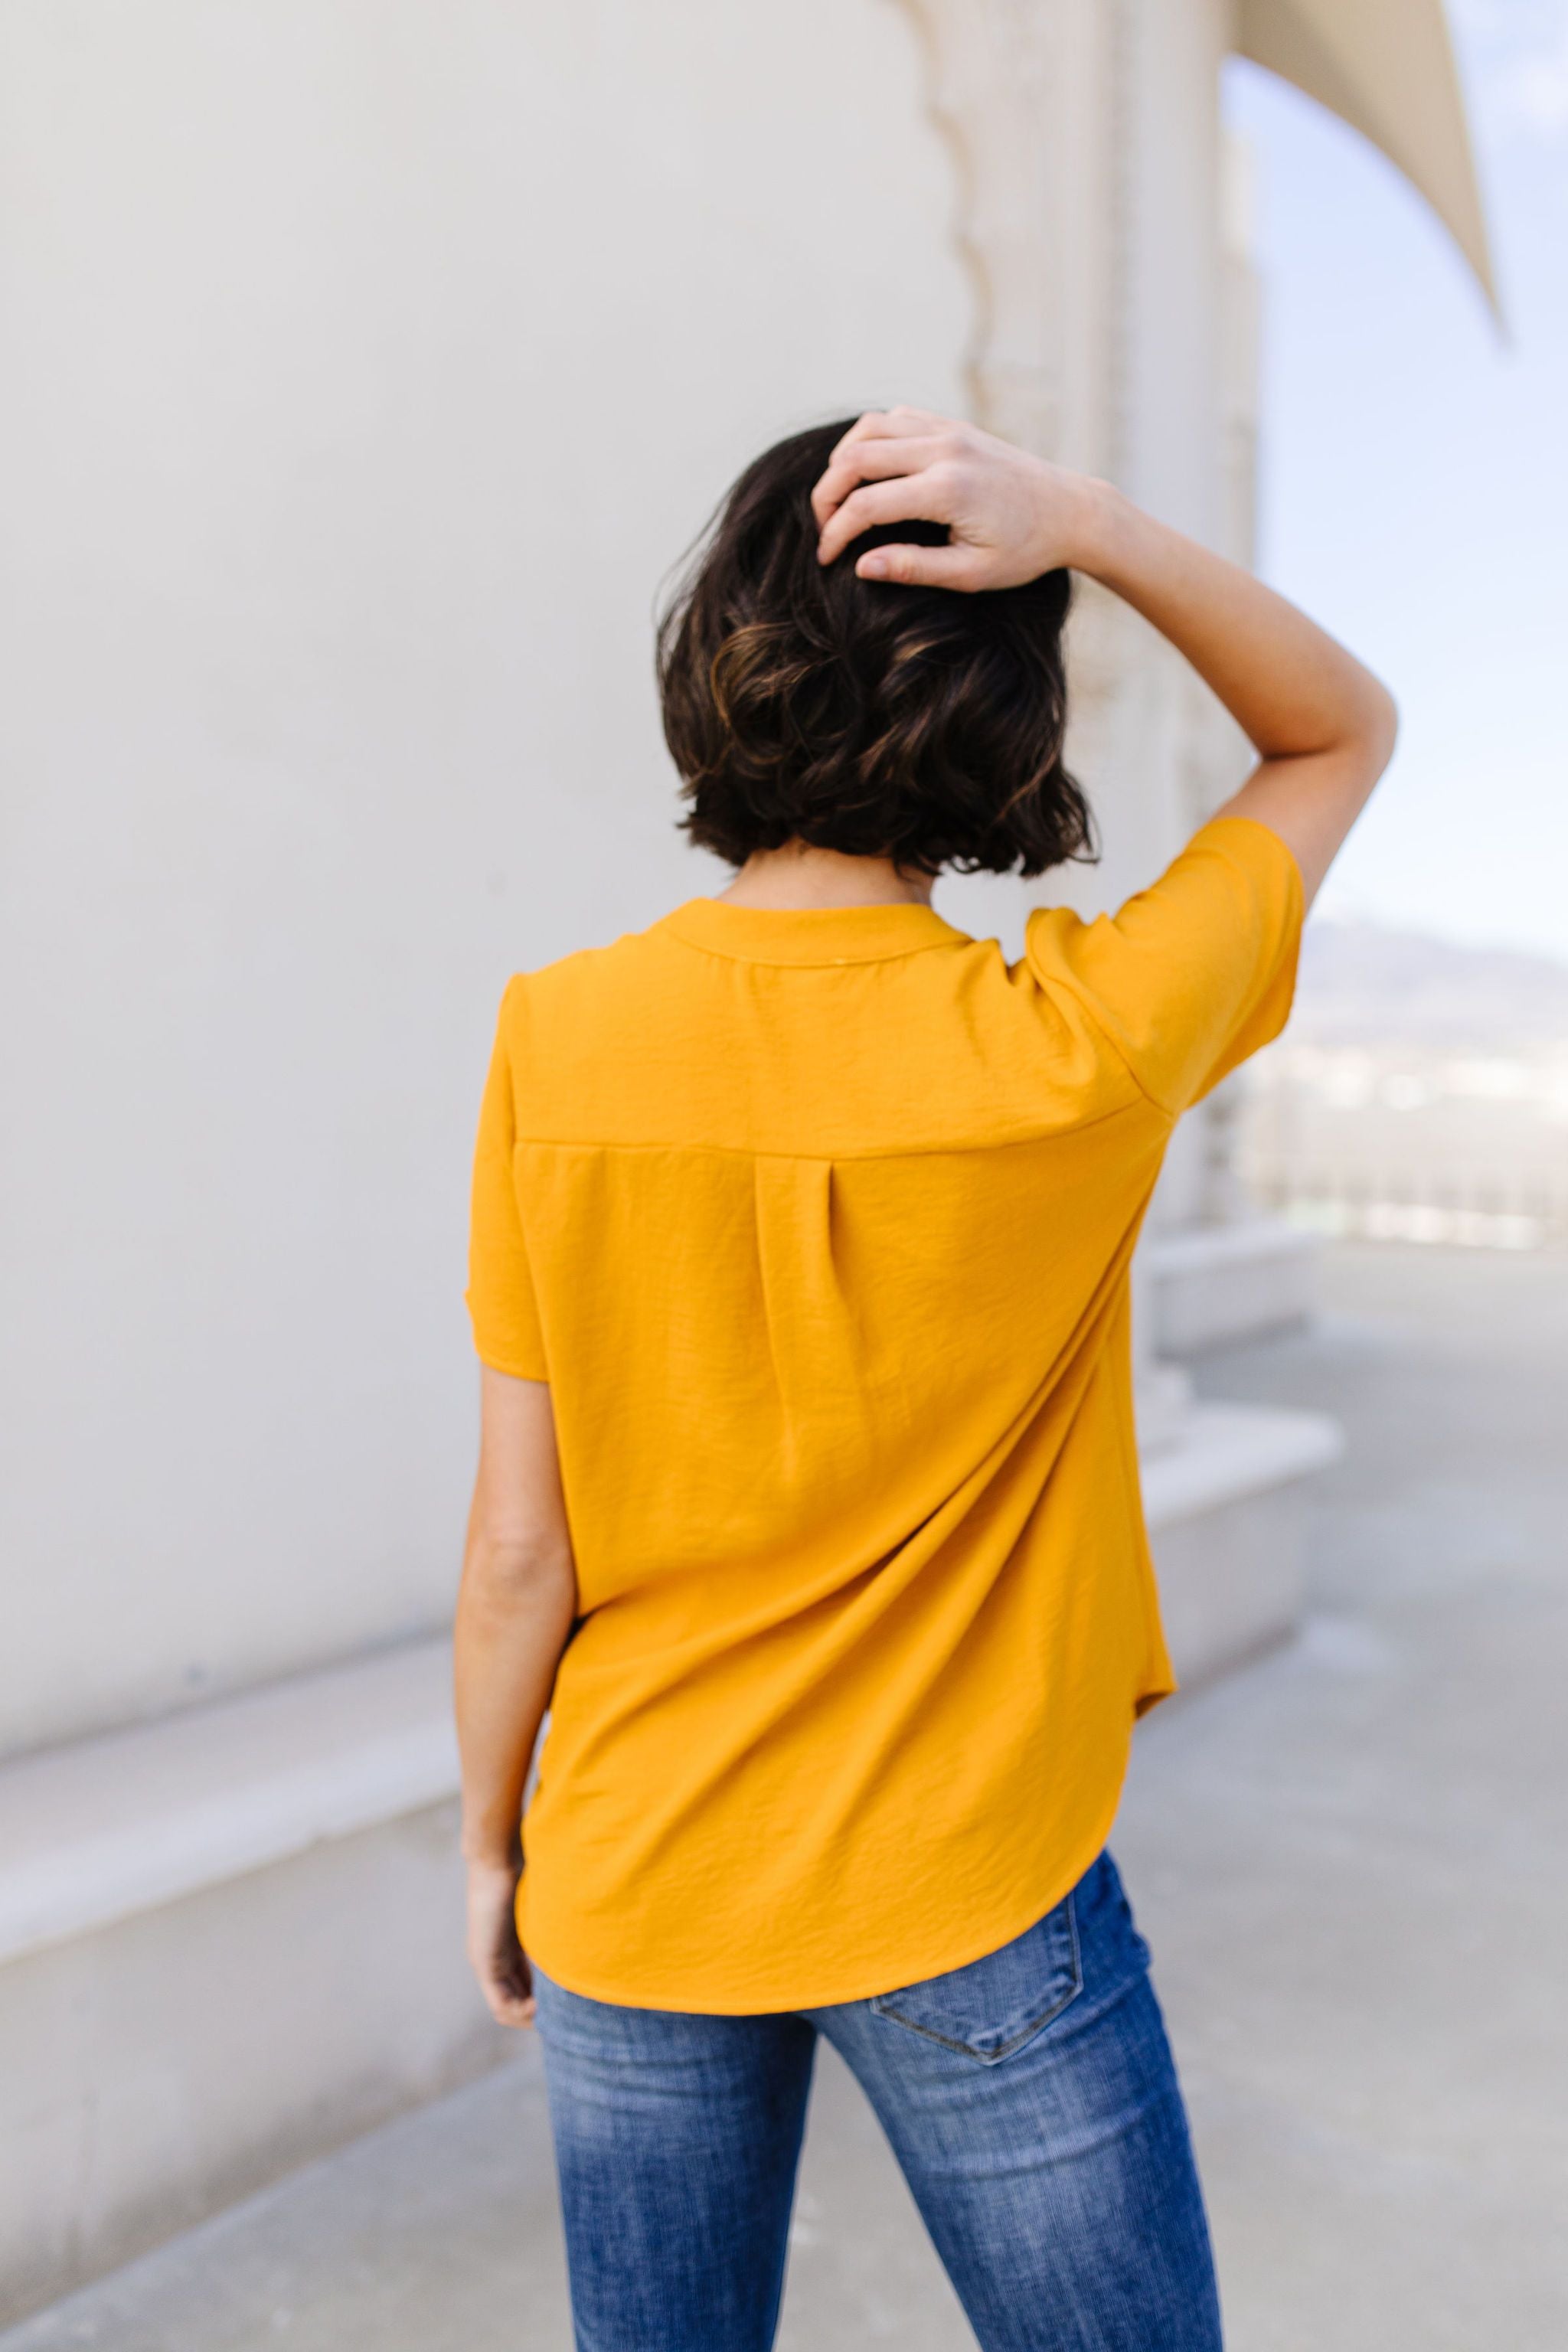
[1289,921,1568,1051]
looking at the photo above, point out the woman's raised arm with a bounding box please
[812,407,1397,906]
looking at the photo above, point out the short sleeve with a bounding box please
[1024,816,1304,1117]
[466,981,549,1381]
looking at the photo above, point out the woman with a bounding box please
[455,407,1395,2351]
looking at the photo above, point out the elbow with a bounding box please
[1316,673,1398,811]
[1367,678,1400,772]
[462,1529,577,1615]
[1350,672,1399,783]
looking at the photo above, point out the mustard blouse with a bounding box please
[467,815,1303,2011]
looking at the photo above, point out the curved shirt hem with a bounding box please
[519,1758,1137,2017]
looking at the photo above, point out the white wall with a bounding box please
[1123,0,1227,548]
[0,0,970,1756]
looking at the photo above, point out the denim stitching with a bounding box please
[868,1892,1084,2066]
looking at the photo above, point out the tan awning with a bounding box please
[1235,0,1498,315]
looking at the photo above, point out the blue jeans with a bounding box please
[532,1849,1222,2351]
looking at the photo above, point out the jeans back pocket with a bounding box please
[869,1886,1084,2065]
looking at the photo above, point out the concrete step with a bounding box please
[1145,1216,1319,1354]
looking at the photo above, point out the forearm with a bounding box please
[1069,482,1395,763]
[453,1532,576,1867]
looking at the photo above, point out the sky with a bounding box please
[1223,1,1568,961]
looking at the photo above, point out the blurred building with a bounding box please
[0,0,1492,2317]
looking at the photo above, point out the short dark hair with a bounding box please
[656,418,1094,879]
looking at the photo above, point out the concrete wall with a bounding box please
[0,1792,491,2321]
[0,0,972,1759]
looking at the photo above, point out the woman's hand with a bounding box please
[812,407,1105,591]
[466,1854,536,2028]
[813,407,1398,906]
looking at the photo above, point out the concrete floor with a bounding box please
[7,1241,1566,2352]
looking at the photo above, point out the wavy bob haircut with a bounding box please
[657,418,1095,880]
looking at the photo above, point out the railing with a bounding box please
[1241,1158,1568,1252]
